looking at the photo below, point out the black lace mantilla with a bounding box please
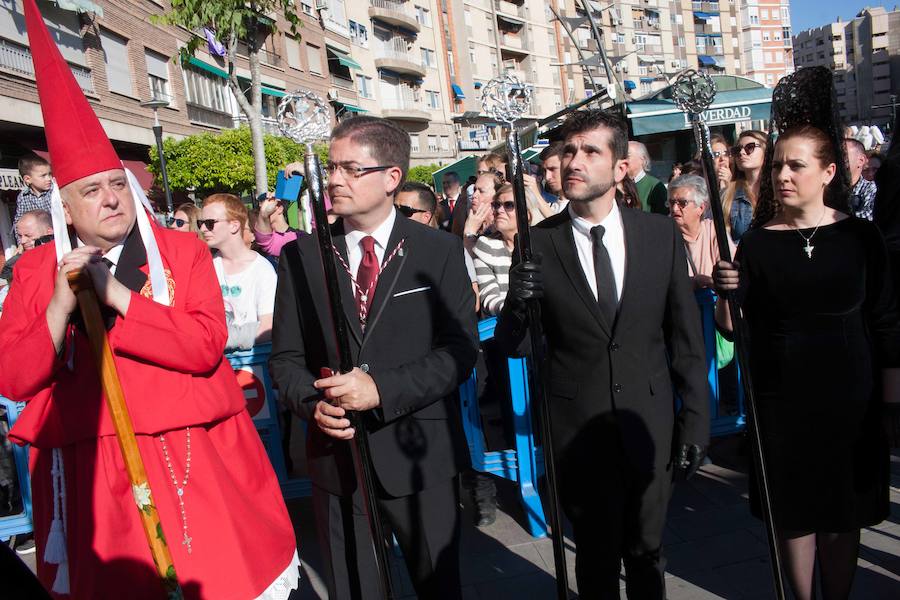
[753,66,852,227]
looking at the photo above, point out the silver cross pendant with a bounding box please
[804,242,814,259]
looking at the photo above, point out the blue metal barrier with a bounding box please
[460,291,747,539]
[0,396,33,541]
[226,343,311,499]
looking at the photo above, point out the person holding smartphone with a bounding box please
[252,163,307,258]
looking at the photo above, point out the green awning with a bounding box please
[340,103,367,113]
[327,46,362,70]
[627,80,772,136]
[261,86,285,98]
[188,56,228,79]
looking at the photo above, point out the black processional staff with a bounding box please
[482,73,570,600]
[277,92,394,600]
[671,71,787,600]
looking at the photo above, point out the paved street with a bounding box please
[9,436,900,598]
[286,435,900,599]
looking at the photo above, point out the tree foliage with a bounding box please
[155,1,303,196]
[148,127,328,197]
[406,164,442,187]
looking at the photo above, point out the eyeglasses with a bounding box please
[491,200,516,212]
[198,218,226,231]
[665,198,696,209]
[395,204,428,218]
[730,142,762,157]
[324,162,393,179]
[711,150,728,159]
[167,217,187,228]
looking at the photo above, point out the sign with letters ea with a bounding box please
[684,105,753,127]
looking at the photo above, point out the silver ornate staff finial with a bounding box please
[277,90,332,145]
[481,72,533,127]
[672,69,717,154]
[671,69,716,117]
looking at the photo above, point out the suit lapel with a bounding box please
[549,213,613,338]
[361,217,410,347]
[614,208,643,335]
[323,222,363,347]
[116,225,149,294]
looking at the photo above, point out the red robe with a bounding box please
[0,228,297,599]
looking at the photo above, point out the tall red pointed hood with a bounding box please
[24,0,121,188]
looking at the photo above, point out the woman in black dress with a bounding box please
[714,122,900,599]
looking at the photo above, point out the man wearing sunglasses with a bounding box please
[271,116,478,600]
[495,109,708,600]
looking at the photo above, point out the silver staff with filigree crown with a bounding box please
[482,73,571,600]
[672,70,787,600]
[277,91,394,600]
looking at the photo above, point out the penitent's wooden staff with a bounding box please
[482,73,570,600]
[66,269,183,600]
[671,70,786,600]
[277,91,394,599]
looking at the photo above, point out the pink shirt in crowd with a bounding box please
[255,229,301,257]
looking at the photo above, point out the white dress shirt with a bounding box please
[344,207,397,278]
[633,170,646,184]
[77,237,125,276]
[568,201,626,303]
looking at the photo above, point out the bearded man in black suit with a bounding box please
[495,110,709,599]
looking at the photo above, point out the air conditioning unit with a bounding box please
[616,18,624,26]
[614,65,621,72]
[315,0,328,10]
[670,59,680,67]
[622,65,629,73]
[327,88,339,101]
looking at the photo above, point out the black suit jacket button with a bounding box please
[613,383,623,393]
[610,343,620,351]
[360,363,370,373]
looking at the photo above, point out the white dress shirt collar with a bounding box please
[567,200,626,303]
[633,170,646,183]
[76,237,125,276]
[344,207,397,275]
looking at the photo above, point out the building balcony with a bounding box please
[636,43,663,55]
[0,36,94,94]
[635,19,662,32]
[187,104,234,129]
[696,44,725,56]
[234,113,281,135]
[494,0,527,20]
[692,1,721,13]
[329,73,355,91]
[499,32,530,56]
[369,0,420,33]
[374,45,427,78]
[381,98,431,122]
[693,22,721,35]
[459,139,490,151]
[236,42,282,68]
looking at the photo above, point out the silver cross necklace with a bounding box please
[791,207,826,260]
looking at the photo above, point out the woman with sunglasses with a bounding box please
[722,130,767,243]
[461,171,504,252]
[710,134,734,192]
[471,184,527,317]
[167,202,202,239]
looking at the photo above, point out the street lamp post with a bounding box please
[140,99,174,217]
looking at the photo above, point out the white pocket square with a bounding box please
[393,286,431,298]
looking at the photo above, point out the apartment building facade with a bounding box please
[793,7,899,129]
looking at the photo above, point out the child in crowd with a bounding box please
[13,155,53,239]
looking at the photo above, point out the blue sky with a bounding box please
[790,0,895,32]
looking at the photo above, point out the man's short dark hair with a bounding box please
[539,141,566,163]
[441,171,460,185]
[18,154,50,177]
[399,181,437,213]
[18,209,53,231]
[331,116,411,184]
[555,110,629,162]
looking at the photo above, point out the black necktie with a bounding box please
[590,225,617,326]
[102,257,114,271]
